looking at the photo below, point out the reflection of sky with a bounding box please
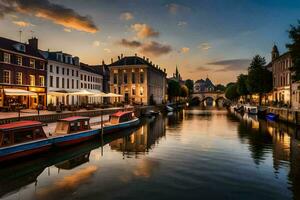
[2,111,300,199]
[1,0,300,83]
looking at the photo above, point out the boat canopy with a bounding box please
[59,116,90,122]
[111,111,133,117]
[4,89,37,96]
[55,116,91,135]
[0,121,42,131]
[109,111,134,125]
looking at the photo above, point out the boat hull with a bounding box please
[104,118,140,134]
[52,129,100,147]
[0,139,51,162]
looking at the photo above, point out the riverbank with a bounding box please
[0,105,164,124]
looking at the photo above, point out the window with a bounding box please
[77,80,79,89]
[30,75,35,86]
[67,78,69,88]
[113,73,118,84]
[123,73,128,84]
[84,75,86,81]
[81,74,83,80]
[140,87,144,96]
[72,70,74,76]
[3,70,10,84]
[56,77,59,88]
[16,56,22,66]
[62,78,65,88]
[76,71,79,77]
[50,65,53,72]
[140,72,144,83]
[56,66,59,74]
[132,72,135,83]
[40,61,45,70]
[72,79,74,89]
[132,87,136,95]
[3,53,10,63]
[50,76,53,87]
[29,59,35,68]
[16,72,22,85]
[67,68,69,76]
[39,76,45,87]
[62,68,65,75]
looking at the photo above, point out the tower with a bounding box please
[271,44,279,61]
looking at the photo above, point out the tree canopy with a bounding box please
[286,20,300,81]
[185,79,194,94]
[225,83,239,101]
[236,74,249,96]
[215,84,226,92]
[167,80,181,101]
[180,85,189,97]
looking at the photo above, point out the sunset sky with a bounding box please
[0,0,299,84]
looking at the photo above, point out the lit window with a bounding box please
[16,56,22,66]
[29,59,35,68]
[40,61,45,70]
[30,75,35,86]
[3,53,10,63]
[140,87,144,96]
[16,72,22,85]
[39,76,45,87]
[3,70,10,84]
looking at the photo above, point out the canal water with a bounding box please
[1,109,300,200]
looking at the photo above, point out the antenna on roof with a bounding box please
[19,30,22,42]
[30,30,35,38]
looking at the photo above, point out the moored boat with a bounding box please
[0,121,51,162]
[266,113,279,121]
[244,105,258,115]
[103,111,140,134]
[52,116,99,147]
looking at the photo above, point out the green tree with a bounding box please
[286,20,300,81]
[225,83,239,101]
[247,55,272,105]
[215,84,226,92]
[180,85,189,97]
[168,80,181,101]
[185,79,194,94]
[236,74,249,101]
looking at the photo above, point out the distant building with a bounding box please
[193,78,215,93]
[0,37,47,109]
[108,55,167,105]
[80,63,103,104]
[270,45,292,105]
[168,65,185,85]
[43,51,81,106]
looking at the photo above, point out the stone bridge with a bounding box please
[191,91,226,106]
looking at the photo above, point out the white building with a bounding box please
[80,63,103,104]
[44,51,81,106]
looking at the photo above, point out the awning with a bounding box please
[48,90,78,96]
[103,93,124,97]
[92,91,107,97]
[71,90,97,96]
[4,88,37,96]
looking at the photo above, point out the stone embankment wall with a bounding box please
[268,107,300,125]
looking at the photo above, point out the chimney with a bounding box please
[143,56,145,60]
[28,37,38,50]
[121,53,123,58]
[102,60,105,65]
[135,53,137,57]
[111,58,113,63]
[118,56,120,60]
[146,58,149,62]
[164,68,166,73]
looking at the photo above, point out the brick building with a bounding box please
[0,37,47,109]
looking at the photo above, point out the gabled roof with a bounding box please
[0,37,44,59]
[80,63,102,75]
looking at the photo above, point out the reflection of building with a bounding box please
[270,45,291,105]
[0,37,47,109]
[194,78,215,93]
[44,51,81,106]
[109,55,167,105]
[110,116,165,155]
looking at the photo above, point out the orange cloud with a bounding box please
[120,12,134,21]
[13,20,34,27]
[181,47,190,53]
[1,0,98,33]
[131,23,159,39]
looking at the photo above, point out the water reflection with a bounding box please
[110,115,166,158]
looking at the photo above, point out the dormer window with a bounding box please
[57,54,63,62]
[19,44,25,52]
